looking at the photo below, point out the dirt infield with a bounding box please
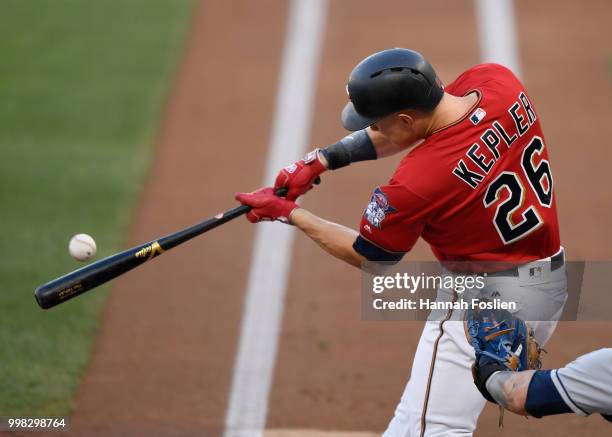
[60,0,612,435]
[61,1,288,435]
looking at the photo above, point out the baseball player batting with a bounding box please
[236,48,567,436]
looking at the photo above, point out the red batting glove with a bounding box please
[235,187,298,223]
[274,149,327,201]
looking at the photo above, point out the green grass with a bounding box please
[0,0,196,415]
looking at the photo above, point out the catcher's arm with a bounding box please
[485,370,535,415]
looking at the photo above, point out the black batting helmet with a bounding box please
[341,48,444,131]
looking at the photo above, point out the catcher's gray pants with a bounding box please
[383,249,567,437]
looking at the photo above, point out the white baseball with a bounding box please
[69,233,97,261]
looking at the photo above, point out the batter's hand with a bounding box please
[274,149,327,201]
[235,187,298,223]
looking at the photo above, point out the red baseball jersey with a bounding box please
[353,63,560,263]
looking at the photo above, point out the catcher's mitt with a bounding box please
[466,304,543,403]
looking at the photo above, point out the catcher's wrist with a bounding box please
[484,371,505,404]
[473,356,508,403]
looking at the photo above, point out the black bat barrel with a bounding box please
[34,188,288,310]
[34,241,159,309]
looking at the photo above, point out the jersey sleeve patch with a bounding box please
[357,183,437,256]
[364,187,396,228]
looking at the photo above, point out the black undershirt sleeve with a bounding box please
[320,129,377,170]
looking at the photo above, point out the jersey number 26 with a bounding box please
[484,136,553,244]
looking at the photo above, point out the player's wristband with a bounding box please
[474,355,507,403]
[321,129,377,170]
[525,370,573,417]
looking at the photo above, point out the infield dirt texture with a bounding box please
[24,0,612,436]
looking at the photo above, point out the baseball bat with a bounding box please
[34,187,291,310]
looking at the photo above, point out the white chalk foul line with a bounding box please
[474,0,522,78]
[223,0,327,436]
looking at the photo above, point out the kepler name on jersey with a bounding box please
[452,92,537,189]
